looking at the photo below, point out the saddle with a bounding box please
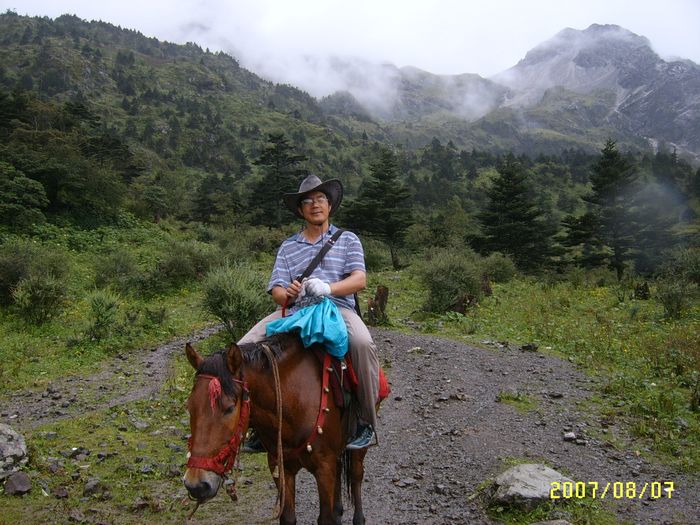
[310,346,390,409]
[266,343,391,459]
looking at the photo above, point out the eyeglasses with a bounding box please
[300,196,329,206]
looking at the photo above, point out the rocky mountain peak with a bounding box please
[314,23,699,159]
[493,24,661,106]
[519,24,653,67]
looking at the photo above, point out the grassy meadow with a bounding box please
[364,269,700,471]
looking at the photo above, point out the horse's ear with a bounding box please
[226,343,243,375]
[185,342,203,370]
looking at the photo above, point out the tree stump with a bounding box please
[634,281,650,300]
[481,273,493,296]
[367,285,389,326]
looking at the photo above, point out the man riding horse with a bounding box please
[238,175,379,449]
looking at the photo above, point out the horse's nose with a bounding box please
[184,479,215,501]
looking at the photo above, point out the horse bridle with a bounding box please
[186,373,250,478]
[185,345,325,520]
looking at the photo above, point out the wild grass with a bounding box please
[0,352,274,525]
[363,270,700,471]
[0,221,219,393]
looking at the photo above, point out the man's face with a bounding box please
[298,191,331,225]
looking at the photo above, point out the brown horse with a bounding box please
[183,333,369,525]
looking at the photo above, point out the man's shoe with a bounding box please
[242,430,266,453]
[346,424,374,450]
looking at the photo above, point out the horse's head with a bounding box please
[183,342,249,503]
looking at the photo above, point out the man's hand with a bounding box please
[286,280,303,300]
[304,278,331,297]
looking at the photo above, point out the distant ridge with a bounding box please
[316,24,700,159]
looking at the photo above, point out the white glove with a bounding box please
[304,278,331,297]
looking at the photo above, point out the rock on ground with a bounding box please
[0,423,28,480]
[491,463,572,510]
[4,471,31,495]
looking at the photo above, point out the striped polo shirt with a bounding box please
[268,224,366,312]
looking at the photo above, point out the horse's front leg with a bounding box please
[268,456,298,525]
[312,456,338,525]
[350,449,368,525]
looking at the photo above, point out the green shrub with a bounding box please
[481,252,517,283]
[401,223,432,254]
[202,262,273,340]
[0,161,48,228]
[144,305,168,326]
[585,267,619,287]
[0,238,70,320]
[654,247,699,319]
[86,289,120,341]
[417,248,483,313]
[0,238,69,305]
[362,237,392,271]
[660,247,700,285]
[12,274,67,324]
[122,304,169,332]
[655,277,691,319]
[0,240,33,305]
[561,266,587,288]
[152,239,221,290]
[213,224,294,263]
[94,249,143,294]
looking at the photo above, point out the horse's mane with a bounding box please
[196,334,301,393]
[238,333,295,368]
[196,349,241,398]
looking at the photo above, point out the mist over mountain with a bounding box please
[287,24,700,159]
[490,24,700,157]
[493,24,655,104]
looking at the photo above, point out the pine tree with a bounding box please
[477,158,556,272]
[583,140,639,279]
[192,173,237,224]
[0,161,49,228]
[343,147,412,269]
[561,212,607,269]
[249,132,307,227]
[141,183,167,223]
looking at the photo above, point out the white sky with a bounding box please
[3,0,699,92]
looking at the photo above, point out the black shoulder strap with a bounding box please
[297,228,346,282]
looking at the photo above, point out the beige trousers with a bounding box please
[238,306,379,430]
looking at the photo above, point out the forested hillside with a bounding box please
[1,12,698,265]
[0,12,389,226]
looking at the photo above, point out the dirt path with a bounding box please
[283,329,700,525]
[0,325,222,430]
[1,327,698,524]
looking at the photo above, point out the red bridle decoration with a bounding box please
[208,376,222,412]
[187,374,250,476]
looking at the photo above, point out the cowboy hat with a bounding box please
[283,175,343,219]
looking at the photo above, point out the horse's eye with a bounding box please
[224,405,235,415]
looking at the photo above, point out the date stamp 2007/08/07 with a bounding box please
[550,481,675,500]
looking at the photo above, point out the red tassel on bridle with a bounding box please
[187,374,250,477]
[208,376,222,412]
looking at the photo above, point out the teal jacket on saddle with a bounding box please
[265,298,349,358]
